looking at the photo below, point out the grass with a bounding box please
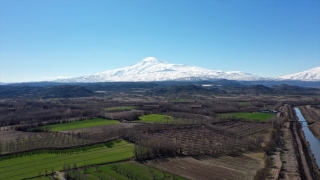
[171,99,193,103]
[42,118,119,131]
[0,140,133,180]
[219,112,275,122]
[78,161,186,180]
[138,114,174,123]
[104,106,136,111]
[239,101,251,106]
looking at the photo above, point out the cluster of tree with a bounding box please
[0,130,120,155]
[63,163,88,180]
[104,111,142,121]
[0,98,134,128]
[15,123,51,132]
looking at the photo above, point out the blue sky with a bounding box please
[0,0,319,82]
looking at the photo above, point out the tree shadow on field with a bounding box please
[227,152,244,157]
[144,157,170,164]
[104,141,114,148]
[192,152,244,161]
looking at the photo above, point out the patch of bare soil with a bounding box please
[0,130,42,141]
[270,148,282,180]
[147,153,264,180]
[61,122,140,134]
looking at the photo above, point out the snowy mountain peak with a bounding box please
[56,57,266,83]
[280,67,320,81]
[141,57,159,62]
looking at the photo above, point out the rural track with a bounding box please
[292,118,313,180]
[269,148,282,180]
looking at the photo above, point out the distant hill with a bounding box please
[0,85,94,98]
[0,81,319,99]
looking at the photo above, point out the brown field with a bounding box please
[147,152,264,180]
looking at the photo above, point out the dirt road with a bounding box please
[292,121,313,180]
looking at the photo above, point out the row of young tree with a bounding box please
[0,130,121,155]
[0,98,141,129]
[122,123,268,161]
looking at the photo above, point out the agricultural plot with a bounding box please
[138,114,173,123]
[0,140,133,180]
[43,118,119,131]
[0,129,122,154]
[104,106,136,112]
[127,122,269,159]
[219,112,275,122]
[73,161,186,180]
[148,153,264,180]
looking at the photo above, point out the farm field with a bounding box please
[43,118,119,131]
[104,106,136,111]
[219,112,275,122]
[0,140,133,180]
[148,152,264,180]
[75,161,186,180]
[138,114,173,123]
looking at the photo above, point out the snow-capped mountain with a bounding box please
[280,67,320,81]
[56,57,266,82]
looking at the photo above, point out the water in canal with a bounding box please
[294,107,320,168]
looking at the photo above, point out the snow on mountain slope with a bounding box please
[56,57,265,82]
[280,67,320,81]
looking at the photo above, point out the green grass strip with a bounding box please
[219,112,275,122]
[137,114,173,123]
[104,106,136,111]
[42,118,119,131]
[0,140,133,180]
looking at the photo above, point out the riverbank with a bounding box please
[298,106,320,140]
[278,105,320,180]
[293,107,320,180]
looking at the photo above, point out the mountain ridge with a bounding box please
[54,57,320,83]
[56,57,266,82]
[280,67,320,81]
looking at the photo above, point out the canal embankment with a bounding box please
[298,106,320,140]
[294,107,320,180]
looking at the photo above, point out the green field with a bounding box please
[43,118,119,131]
[219,112,275,122]
[238,102,251,106]
[171,99,194,103]
[0,140,133,180]
[104,106,136,111]
[78,161,186,180]
[138,114,173,123]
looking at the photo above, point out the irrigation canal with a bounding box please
[294,107,320,168]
